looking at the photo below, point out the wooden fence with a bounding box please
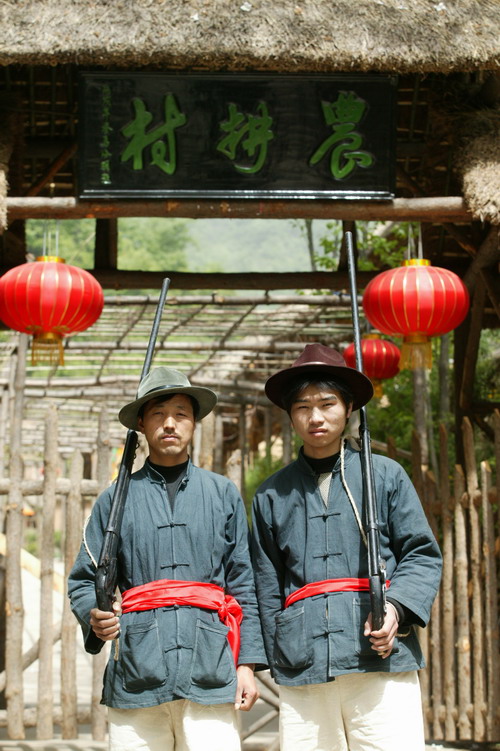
[0,400,498,745]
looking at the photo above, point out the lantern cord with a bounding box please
[406,224,414,261]
[417,224,423,260]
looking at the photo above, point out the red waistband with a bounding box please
[121,579,242,663]
[285,577,390,609]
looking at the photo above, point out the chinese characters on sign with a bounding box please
[80,73,396,199]
[121,94,187,175]
[216,101,274,174]
[309,92,373,179]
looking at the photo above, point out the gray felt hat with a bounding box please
[118,367,218,429]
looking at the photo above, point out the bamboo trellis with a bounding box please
[0,400,499,745]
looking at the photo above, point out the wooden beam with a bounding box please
[0,267,379,290]
[6,196,473,223]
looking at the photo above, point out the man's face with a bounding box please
[290,384,352,459]
[138,393,195,466]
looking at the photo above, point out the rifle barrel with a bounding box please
[344,232,386,631]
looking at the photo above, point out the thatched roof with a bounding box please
[459,131,500,224]
[0,0,499,74]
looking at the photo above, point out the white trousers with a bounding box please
[108,700,241,751]
[279,670,425,751]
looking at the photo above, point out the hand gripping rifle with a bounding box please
[345,232,387,630]
[95,278,171,612]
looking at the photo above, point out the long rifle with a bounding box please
[345,231,386,630]
[95,278,171,612]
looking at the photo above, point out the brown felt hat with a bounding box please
[265,342,374,411]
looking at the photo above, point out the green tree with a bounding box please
[118,218,190,271]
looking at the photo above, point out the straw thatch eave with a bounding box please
[0,0,499,74]
[458,130,500,224]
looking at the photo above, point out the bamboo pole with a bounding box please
[61,449,84,739]
[36,403,58,739]
[480,460,500,740]
[92,409,111,742]
[462,418,486,741]
[5,334,28,739]
[454,465,472,740]
[439,425,456,740]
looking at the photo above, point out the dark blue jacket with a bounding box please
[251,443,442,686]
[68,460,266,708]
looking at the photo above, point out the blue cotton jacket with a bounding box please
[251,443,442,686]
[68,460,267,708]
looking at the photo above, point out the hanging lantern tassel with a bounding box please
[362,259,470,370]
[399,334,432,370]
[0,256,104,366]
[344,335,401,398]
[31,331,65,367]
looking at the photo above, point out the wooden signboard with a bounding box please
[79,72,396,200]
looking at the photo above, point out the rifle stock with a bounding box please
[95,278,170,612]
[345,232,387,631]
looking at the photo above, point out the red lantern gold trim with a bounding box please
[344,335,400,398]
[0,256,104,366]
[362,259,469,369]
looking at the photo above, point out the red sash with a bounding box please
[121,579,242,663]
[285,577,390,609]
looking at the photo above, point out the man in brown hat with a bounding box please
[251,343,442,751]
[69,367,266,751]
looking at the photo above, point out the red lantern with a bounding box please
[344,335,400,398]
[0,256,104,366]
[362,259,469,369]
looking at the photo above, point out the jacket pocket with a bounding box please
[121,618,166,691]
[191,620,236,688]
[352,598,399,657]
[274,606,313,669]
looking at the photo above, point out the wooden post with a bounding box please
[439,425,456,740]
[425,470,443,740]
[281,411,292,466]
[92,408,110,742]
[61,449,83,739]
[226,450,242,494]
[239,406,247,503]
[454,465,472,740]
[411,431,429,739]
[0,386,9,480]
[264,407,272,465]
[462,418,486,741]
[5,334,28,739]
[480,460,500,740]
[494,411,500,546]
[198,411,215,471]
[214,410,224,475]
[36,403,58,739]
[412,369,429,467]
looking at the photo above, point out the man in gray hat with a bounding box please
[69,367,266,751]
[251,343,442,751]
